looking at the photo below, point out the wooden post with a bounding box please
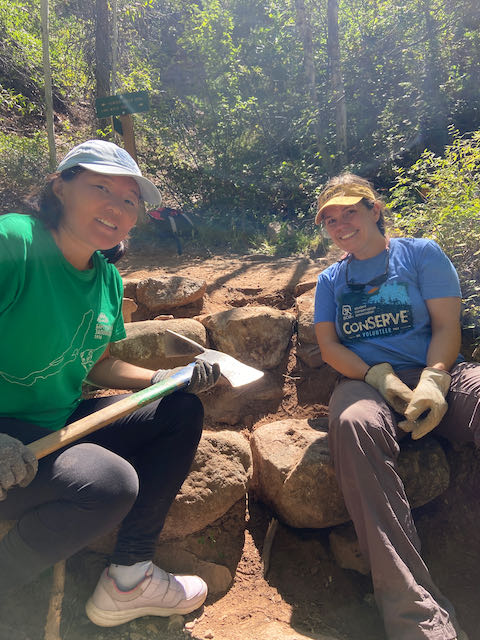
[119,114,138,162]
[40,0,56,169]
[44,560,66,640]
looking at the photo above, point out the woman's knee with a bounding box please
[329,384,399,459]
[52,443,139,513]
[159,391,204,442]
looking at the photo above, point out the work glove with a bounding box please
[364,362,413,414]
[398,367,451,440]
[151,360,221,394]
[0,433,38,501]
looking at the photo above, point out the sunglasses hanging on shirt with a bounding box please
[346,247,390,292]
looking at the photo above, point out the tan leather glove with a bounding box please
[364,362,413,414]
[398,367,451,440]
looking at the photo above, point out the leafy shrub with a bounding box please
[0,132,48,211]
[388,128,480,335]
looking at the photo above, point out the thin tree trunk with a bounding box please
[327,0,347,163]
[294,0,329,167]
[420,0,448,154]
[40,0,56,169]
[95,0,111,130]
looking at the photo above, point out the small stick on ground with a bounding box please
[262,517,278,578]
[44,559,66,640]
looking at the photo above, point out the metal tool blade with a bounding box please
[164,329,264,388]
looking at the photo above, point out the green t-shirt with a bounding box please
[0,214,126,430]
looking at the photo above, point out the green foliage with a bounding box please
[0,132,48,210]
[389,128,480,331]
[1,0,480,264]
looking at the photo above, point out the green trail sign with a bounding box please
[95,91,150,119]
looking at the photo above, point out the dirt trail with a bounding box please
[2,239,479,640]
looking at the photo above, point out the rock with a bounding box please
[296,342,323,368]
[329,523,370,575]
[136,276,207,312]
[123,278,139,300]
[266,220,282,241]
[397,436,451,509]
[122,297,138,323]
[295,289,316,345]
[202,306,296,370]
[110,318,206,370]
[201,372,283,425]
[251,419,450,529]
[294,280,317,297]
[162,430,253,539]
[251,418,348,528]
[87,431,252,554]
[154,545,232,595]
[167,615,185,632]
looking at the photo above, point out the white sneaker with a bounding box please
[85,564,208,627]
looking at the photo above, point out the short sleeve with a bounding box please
[416,240,461,300]
[314,270,337,324]
[110,267,127,342]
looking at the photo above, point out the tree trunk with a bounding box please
[327,0,347,164]
[294,0,330,168]
[95,0,111,130]
[40,0,56,169]
[420,0,448,154]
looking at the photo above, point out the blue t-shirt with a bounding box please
[314,238,462,369]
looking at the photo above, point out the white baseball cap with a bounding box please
[56,140,161,206]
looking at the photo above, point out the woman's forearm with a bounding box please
[425,297,462,371]
[320,342,370,380]
[87,357,155,390]
[426,325,461,371]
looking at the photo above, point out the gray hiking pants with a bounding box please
[328,361,480,640]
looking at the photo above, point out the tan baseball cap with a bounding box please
[315,184,375,225]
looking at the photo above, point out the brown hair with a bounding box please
[317,173,387,236]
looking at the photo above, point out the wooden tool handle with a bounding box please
[27,364,195,460]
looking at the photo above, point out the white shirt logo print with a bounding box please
[94,312,113,340]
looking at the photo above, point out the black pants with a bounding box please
[0,391,203,596]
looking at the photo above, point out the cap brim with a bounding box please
[78,162,162,206]
[315,195,363,224]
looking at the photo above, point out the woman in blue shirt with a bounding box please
[314,172,478,640]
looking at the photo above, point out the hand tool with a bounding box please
[163,329,264,388]
[27,364,196,460]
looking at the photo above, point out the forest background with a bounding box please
[0,0,479,338]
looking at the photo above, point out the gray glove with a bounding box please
[0,434,38,501]
[151,361,221,394]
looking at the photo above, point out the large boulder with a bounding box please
[251,418,450,529]
[136,276,207,312]
[161,430,252,539]
[110,318,206,370]
[201,306,296,370]
[88,430,252,554]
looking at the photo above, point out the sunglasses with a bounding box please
[346,248,389,292]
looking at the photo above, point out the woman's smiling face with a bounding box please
[52,169,140,266]
[322,200,385,259]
